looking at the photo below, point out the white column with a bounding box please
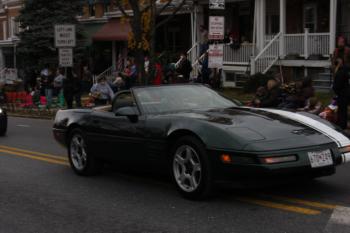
[256,0,266,52]
[0,48,4,69]
[329,0,337,54]
[112,40,116,71]
[304,28,310,59]
[279,0,286,58]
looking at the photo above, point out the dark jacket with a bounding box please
[260,86,282,108]
[333,66,350,97]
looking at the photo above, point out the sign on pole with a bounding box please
[54,25,76,48]
[209,0,225,10]
[208,44,223,69]
[209,16,225,40]
[59,48,73,67]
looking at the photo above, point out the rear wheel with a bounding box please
[68,129,101,175]
[171,136,213,200]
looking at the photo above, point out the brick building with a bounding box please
[0,0,21,70]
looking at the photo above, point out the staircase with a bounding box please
[251,32,281,75]
[313,69,332,91]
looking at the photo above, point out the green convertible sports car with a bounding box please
[53,84,350,199]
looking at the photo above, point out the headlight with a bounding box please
[0,108,3,114]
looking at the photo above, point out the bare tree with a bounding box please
[114,0,188,84]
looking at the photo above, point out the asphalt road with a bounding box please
[1,117,350,233]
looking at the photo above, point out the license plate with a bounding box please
[308,149,333,168]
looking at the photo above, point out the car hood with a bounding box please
[171,107,336,151]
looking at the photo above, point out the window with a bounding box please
[103,0,110,13]
[304,4,317,32]
[112,92,135,113]
[88,0,96,17]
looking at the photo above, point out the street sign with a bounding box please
[54,25,76,47]
[209,0,225,10]
[59,48,73,67]
[208,44,223,68]
[209,16,225,40]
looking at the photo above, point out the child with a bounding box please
[298,97,322,115]
[251,86,267,107]
[319,98,337,123]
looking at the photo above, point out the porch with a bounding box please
[191,0,337,78]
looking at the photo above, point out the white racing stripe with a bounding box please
[260,109,350,163]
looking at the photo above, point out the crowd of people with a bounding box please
[249,36,350,130]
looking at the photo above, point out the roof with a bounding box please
[92,18,130,41]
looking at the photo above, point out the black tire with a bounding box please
[68,128,101,176]
[0,115,7,136]
[170,136,214,200]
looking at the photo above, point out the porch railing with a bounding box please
[223,44,256,65]
[308,33,330,57]
[273,30,330,58]
[94,66,114,84]
[251,32,281,74]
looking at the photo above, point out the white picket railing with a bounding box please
[223,44,256,65]
[251,32,281,74]
[308,33,330,57]
[94,66,114,84]
[280,30,330,58]
[284,33,304,56]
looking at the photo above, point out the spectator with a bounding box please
[63,68,81,109]
[332,36,350,72]
[251,86,268,107]
[41,68,55,107]
[259,79,281,108]
[176,53,192,82]
[298,97,322,115]
[81,65,93,94]
[199,25,209,55]
[333,57,350,129]
[123,58,137,89]
[90,76,114,106]
[54,68,64,97]
[153,58,163,85]
[200,52,210,84]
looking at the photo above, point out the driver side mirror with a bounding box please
[115,106,139,123]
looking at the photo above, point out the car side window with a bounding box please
[112,92,136,113]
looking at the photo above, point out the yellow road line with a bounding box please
[0,145,67,161]
[236,197,321,215]
[0,149,69,166]
[264,195,337,210]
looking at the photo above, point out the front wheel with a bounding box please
[171,136,213,200]
[68,129,101,176]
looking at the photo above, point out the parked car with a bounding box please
[0,107,7,136]
[53,84,350,199]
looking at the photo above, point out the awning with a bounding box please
[93,19,130,41]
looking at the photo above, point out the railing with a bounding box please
[223,44,256,65]
[284,33,304,56]
[268,30,330,58]
[308,33,330,57]
[94,66,113,84]
[251,32,281,75]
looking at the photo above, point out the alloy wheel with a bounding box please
[173,145,202,192]
[70,134,87,171]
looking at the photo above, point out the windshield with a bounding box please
[134,85,237,114]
